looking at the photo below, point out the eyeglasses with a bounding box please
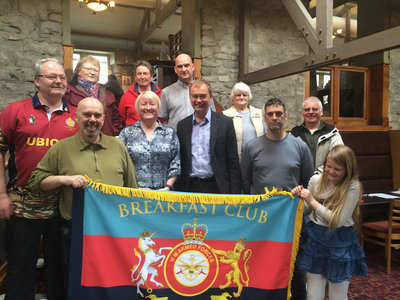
[81,67,100,73]
[191,94,209,100]
[266,111,284,117]
[36,74,67,81]
[303,107,321,112]
[235,93,249,97]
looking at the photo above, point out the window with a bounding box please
[308,65,368,125]
[73,53,81,70]
[91,55,108,84]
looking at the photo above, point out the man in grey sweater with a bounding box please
[241,97,314,300]
[241,98,314,194]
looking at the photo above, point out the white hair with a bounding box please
[34,58,60,76]
[302,96,322,109]
[229,82,253,102]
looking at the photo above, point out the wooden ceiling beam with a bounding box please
[309,0,349,18]
[282,0,319,53]
[316,0,333,51]
[241,26,400,85]
[136,8,150,52]
[139,0,182,45]
[238,0,249,79]
[336,3,355,17]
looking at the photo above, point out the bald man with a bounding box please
[29,97,138,287]
[159,53,215,130]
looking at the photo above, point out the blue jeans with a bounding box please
[5,216,64,300]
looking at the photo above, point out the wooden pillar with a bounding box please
[369,64,389,126]
[390,130,400,190]
[193,57,202,79]
[62,44,75,82]
[181,0,201,57]
[238,0,249,82]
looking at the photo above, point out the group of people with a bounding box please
[0,53,367,300]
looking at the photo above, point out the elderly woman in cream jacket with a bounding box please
[222,82,266,161]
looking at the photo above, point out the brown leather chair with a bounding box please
[361,198,400,275]
[340,131,393,193]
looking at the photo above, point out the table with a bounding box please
[360,195,399,222]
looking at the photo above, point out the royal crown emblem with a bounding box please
[140,230,151,238]
[165,217,218,296]
[181,217,208,245]
[235,238,248,251]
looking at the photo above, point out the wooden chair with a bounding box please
[361,198,400,275]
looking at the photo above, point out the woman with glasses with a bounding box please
[222,82,266,162]
[119,61,161,127]
[64,56,122,136]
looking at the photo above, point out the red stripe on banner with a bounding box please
[81,236,292,290]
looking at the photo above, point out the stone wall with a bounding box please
[389,1,400,130]
[0,0,63,112]
[200,0,308,129]
[389,49,400,130]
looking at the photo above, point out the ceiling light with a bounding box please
[78,0,116,14]
[333,28,343,39]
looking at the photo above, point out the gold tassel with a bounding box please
[287,197,305,300]
[83,176,294,205]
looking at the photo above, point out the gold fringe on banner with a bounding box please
[83,176,295,205]
[287,198,305,300]
[83,176,304,300]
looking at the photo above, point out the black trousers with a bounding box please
[5,215,65,300]
[188,177,220,194]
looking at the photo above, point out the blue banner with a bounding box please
[69,182,303,300]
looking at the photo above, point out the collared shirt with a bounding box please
[44,103,64,121]
[159,80,216,130]
[29,132,138,220]
[0,92,78,219]
[190,109,213,178]
[119,120,180,189]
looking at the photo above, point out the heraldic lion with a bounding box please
[211,238,252,298]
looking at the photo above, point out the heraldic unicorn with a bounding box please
[131,230,172,296]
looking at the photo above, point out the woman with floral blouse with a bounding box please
[119,91,180,190]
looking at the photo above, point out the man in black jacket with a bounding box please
[176,79,241,194]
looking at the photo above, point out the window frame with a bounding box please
[306,65,369,126]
